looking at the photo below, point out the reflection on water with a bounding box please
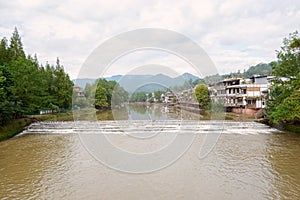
[1,106,300,199]
[127,104,174,120]
[75,104,205,121]
[111,104,203,121]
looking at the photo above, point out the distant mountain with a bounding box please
[72,73,201,92]
[204,62,273,85]
[73,78,95,89]
[179,73,199,81]
[105,75,122,82]
[117,73,186,93]
[73,64,273,90]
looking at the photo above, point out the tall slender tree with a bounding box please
[8,27,25,60]
[53,58,73,109]
[0,38,9,65]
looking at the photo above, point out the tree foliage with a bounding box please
[0,28,73,125]
[8,27,25,60]
[130,91,147,102]
[95,85,108,109]
[154,90,164,102]
[80,78,128,109]
[194,83,210,109]
[243,63,272,78]
[112,83,129,107]
[204,63,272,84]
[267,31,300,125]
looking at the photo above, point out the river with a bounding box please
[0,105,300,199]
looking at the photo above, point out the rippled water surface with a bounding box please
[1,110,300,199]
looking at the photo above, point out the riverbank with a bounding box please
[0,118,32,141]
[266,121,300,134]
[0,112,74,142]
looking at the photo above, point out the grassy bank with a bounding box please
[28,111,74,122]
[283,124,300,133]
[257,117,300,134]
[0,118,33,141]
[0,112,74,142]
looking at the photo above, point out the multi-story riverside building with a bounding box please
[209,75,274,114]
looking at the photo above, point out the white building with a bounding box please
[163,91,176,104]
[209,75,274,111]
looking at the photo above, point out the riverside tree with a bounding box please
[130,91,147,102]
[83,78,128,109]
[0,28,73,125]
[194,83,210,109]
[267,31,300,125]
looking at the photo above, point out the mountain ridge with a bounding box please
[72,72,200,92]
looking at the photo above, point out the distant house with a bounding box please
[163,91,177,104]
[73,86,85,97]
[178,89,194,102]
[209,75,274,114]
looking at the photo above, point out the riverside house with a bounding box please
[209,75,274,115]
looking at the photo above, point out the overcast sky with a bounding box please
[0,0,299,79]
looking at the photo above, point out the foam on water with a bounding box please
[19,120,280,136]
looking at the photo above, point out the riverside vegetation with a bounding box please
[194,32,300,132]
[267,32,300,131]
[0,28,299,141]
[0,28,73,141]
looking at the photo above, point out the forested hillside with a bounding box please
[0,28,73,125]
[204,63,272,84]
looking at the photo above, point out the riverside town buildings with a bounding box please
[209,75,274,115]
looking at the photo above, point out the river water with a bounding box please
[1,105,300,199]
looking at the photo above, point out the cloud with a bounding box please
[0,0,299,79]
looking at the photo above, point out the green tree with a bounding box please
[84,79,127,109]
[0,66,21,125]
[95,85,108,109]
[84,83,93,98]
[46,63,62,108]
[130,91,147,102]
[111,83,128,107]
[270,91,300,124]
[195,83,210,109]
[272,33,299,77]
[8,27,25,60]
[244,63,272,78]
[0,28,74,124]
[192,79,204,87]
[8,56,43,113]
[53,58,73,109]
[267,31,300,125]
[96,79,116,106]
[0,38,10,65]
[154,90,164,102]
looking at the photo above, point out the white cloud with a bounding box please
[0,0,299,79]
